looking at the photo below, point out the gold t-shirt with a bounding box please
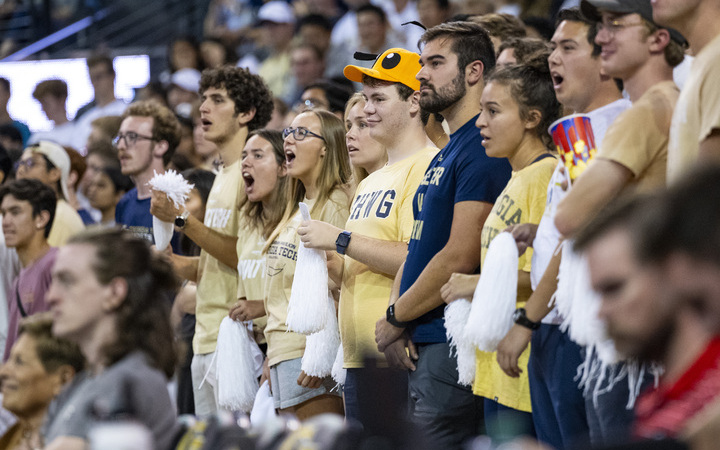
[473,156,556,412]
[263,189,350,366]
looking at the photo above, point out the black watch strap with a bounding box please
[174,210,190,229]
[386,304,409,328]
[335,230,352,255]
[513,307,540,330]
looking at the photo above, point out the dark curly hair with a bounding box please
[199,66,274,132]
[68,229,179,378]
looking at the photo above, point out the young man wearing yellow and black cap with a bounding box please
[298,47,437,426]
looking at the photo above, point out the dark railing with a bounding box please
[1,0,208,62]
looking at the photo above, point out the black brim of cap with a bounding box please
[580,0,635,22]
[580,0,687,46]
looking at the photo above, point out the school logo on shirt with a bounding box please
[123,225,153,243]
[494,194,522,226]
[237,258,265,279]
[481,193,523,249]
[268,240,298,262]
[420,167,444,187]
[349,190,396,220]
[204,208,232,229]
[410,189,426,241]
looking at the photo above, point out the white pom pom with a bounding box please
[558,241,617,367]
[216,317,261,412]
[445,299,476,386]
[148,170,194,251]
[148,169,194,208]
[331,344,346,386]
[301,294,340,377]
[464,232,519,352]
[152,216,174,251]
[287,202,329,334]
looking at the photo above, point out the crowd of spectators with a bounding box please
[0,0,719,449]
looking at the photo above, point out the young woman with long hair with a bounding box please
[228,129,289,348]
[263,110,352,419]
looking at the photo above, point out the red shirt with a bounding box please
[634,337,720,439]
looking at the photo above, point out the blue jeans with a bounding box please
[528,324,589,449]
[584,358,654,446]
[408,342,484,448]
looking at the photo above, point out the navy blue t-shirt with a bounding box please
[400,116,511,343]
[115,187,182,253]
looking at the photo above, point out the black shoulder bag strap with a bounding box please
[15,284,27,318]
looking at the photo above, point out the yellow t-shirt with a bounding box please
[48,199,85,247]
[597,81,678,191]
[236,221,268,344]
[340,147,437,368]
[264,189,350,367]
[194,160,243,354]
[473,156,556,412]
[668,35,720,183]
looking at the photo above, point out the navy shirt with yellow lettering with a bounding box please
[400,116,511,343]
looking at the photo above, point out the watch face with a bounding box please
[512,310,521,322]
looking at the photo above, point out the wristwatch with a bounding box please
[513,307,540,330]
[335,230,352,255]
[174,210,191,229]
[386,304,409,328]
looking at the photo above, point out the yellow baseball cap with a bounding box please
[344,48,421,91]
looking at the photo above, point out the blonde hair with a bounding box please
[264,110,351,250]
[345,93,370,187]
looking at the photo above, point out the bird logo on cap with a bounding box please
[343,48,421,91]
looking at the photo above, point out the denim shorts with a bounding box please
[269,357,340,409]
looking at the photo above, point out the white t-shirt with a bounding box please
[72,99,128,152]
[28,121,77,148]
[532,98,631,324]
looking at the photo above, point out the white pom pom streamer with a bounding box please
[331,344,346,386]
[558,241,617,364]
[559,240,655,410]
[216,317,262,412]
[148,170,194,251]
[151,217,174,252]
[287,202,329,334]
[464,232,519,352]
[444,299,476,386]
[301,294,340,377]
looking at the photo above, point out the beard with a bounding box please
[419,68,466,114]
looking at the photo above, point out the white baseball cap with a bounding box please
[258,1,296,25]
[29,140,71,201]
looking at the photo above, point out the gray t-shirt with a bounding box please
[43,351,179,450]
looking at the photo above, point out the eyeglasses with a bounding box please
[283,127,326,142]
[14,152,53,172]
[14,158,45,172]
[598,19,645,36]
[113,132,157,148]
